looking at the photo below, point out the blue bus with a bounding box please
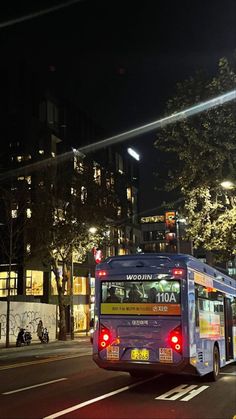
[92,253,236,380]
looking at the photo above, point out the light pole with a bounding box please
[5,214,12,348]
[70,250,74,340]
[0,217,12,348]
[6,216,12,347]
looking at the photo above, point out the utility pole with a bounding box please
[70,250,74,340]
[6,213,12,348]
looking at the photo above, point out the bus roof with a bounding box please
[96,253,236,295]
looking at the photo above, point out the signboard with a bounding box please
[101,303,181,315]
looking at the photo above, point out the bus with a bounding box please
[92,253,236,380]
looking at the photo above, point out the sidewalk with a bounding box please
[0,333,90,352]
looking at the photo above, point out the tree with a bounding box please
[29,155,114,340]
[154,56,236,261]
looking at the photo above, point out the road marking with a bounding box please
[0,352,91,370]
[2,378,67,395]
[43,375,161,419]
[155,384,209,402]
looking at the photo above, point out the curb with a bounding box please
[0,336,90,352]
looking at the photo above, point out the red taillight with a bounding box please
[171,268,185,278]
[169,326,182,353]
[99,325,111,350]
[97,270,107,277]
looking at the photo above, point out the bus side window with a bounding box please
[195,286,199,327]
[232,298,236,326]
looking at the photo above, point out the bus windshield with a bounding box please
[101,280,181,315]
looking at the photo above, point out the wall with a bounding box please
[0,301,57,345]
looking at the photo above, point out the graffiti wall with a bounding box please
[0,301,57,345]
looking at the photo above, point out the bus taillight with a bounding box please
[99,325,111,350]
[171,268,186,278]
[97,270,107,277]
[169,326,182,353]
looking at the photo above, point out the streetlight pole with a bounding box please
[176,218,180,253]
[70,250,74,340]
[6,214,12,348]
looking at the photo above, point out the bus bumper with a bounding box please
[93,354,198,376]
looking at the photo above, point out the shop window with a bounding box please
[74,304,88,332]
[73,276,87,295]
[26,270,43,295]
[0,271,17,296]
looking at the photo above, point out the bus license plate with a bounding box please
[131,349,149,361]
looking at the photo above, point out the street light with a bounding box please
[88,227,97,234]
[220,180,235,190]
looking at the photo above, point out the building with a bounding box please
[140,211,192,255]
[0,58,141,336]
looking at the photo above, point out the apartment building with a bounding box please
[0,59,141,334]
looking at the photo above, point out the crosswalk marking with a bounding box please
[155,384,209,402]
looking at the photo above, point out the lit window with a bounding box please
[73,276,87,295]
[12,209,18,218]
[71,187,77,196]
[0,271,17,296]
[26,176,31,184]
[94,165,101,185]
[74,156,84,173]
[117,206,122,216]
[26,270,43,296]
[127,187,132,201]
[81,186,87,204]
[26,208,32,218]
[17,155,31,162]
[26,243,31,254]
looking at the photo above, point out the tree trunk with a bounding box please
[58,290,67,340]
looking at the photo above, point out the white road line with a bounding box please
[43,375,160,419]
[2,378,67,395]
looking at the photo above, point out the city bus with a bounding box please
[92,253,236,380]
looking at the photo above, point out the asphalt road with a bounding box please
[0,339,235,419]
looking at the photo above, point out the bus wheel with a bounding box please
[210,345,220,381]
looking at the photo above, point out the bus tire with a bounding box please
[210,345,220,381]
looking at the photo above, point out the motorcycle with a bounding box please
[16,328,32,347]
[39,327,49,343]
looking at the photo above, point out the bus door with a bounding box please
[224,297,233,360]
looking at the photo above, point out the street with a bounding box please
[0,339,235,419]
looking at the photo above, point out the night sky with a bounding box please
[1,0,236,214]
